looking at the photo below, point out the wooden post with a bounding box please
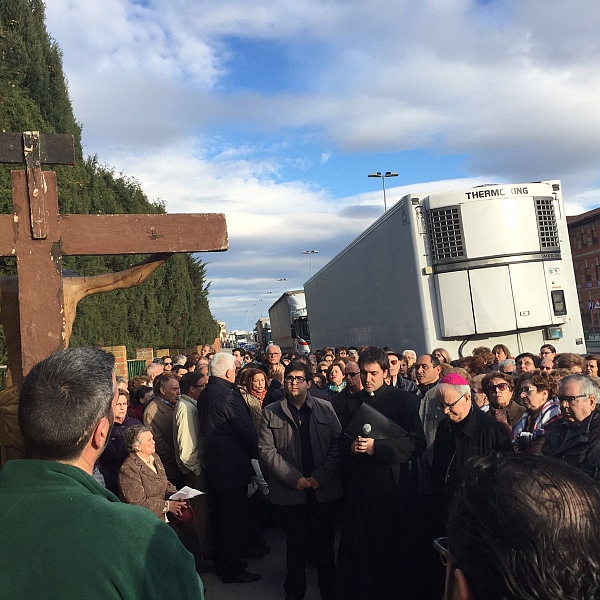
[0,131,229,462]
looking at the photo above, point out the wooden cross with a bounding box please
[0,131,228,381]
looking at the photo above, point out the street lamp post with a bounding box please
[302,250,319,277]
[368,171,398,212]
[277,278,288,293]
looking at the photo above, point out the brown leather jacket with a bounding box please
[118,453,176,519]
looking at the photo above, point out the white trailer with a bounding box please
[268,290,311,354]
[304,180,585,357]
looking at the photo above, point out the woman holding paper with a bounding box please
[119,425,204,571]
[119,425,185,519]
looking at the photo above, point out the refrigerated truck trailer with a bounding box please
[304,180,585,357]
[268,290,311,354]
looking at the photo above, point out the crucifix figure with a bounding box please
[0,131,228,462]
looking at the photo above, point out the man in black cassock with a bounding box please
[335,346,426,600]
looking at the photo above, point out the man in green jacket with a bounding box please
[0,346,204,600]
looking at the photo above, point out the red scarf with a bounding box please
[250,388,267,405]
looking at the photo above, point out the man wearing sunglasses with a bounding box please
[259,360,342,600]
[387,350,417,393]
[330,361,363,425]
[542,374,600,476]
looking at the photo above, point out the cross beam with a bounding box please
[0,132,228,378]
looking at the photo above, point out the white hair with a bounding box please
[436,382,471,400]
[402,349,417,361]
[146,363,163,379]
[174,354,187,365]
[209,352,236,378]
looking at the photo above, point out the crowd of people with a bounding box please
[107,341,600,599]
[2,341,600,599]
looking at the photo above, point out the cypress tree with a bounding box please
[0,0,219,360]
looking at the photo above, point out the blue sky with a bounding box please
[43,0,600,332]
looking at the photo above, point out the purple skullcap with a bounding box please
[439,373,470,386]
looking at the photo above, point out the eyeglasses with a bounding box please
[163,361,172,366]
[540,350,553,356]
[520,386,537,394]
[345,371,360,378]
[558,394,589,404]
[267,352,281,357]
[438,393,466,411]
[389,359,399,365]
[433,537,455,567]
[285,376,306,384]
[488,382,510,392]
[319,368,328,373]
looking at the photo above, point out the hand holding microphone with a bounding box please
[352,423,375,455]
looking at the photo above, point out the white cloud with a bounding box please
[42,0,600,329]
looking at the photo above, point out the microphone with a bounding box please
[361,423,372,438]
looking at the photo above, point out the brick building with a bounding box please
[567,207,600,332]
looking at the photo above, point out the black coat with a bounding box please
[392,376,418,393]
[336,384,427,600]
[432,404,512,507]
[201,376,259,491]
[542,410,600,477]
[263,379,285,407]
[98,416,142,495]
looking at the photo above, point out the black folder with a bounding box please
[344,401,409,440]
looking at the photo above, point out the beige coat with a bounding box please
[173,394,205,477]
[239,386,263,433]
[119,452,176,519]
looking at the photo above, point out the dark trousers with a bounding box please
[247,490,268,549]
[186,471,211,555]
[278,495,336,600]
[211,486,250,581]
